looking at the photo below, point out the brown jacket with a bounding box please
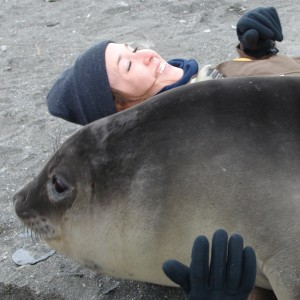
[216,54,300,78]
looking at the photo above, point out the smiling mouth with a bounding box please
[158,62,166,74]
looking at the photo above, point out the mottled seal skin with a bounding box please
[14,76,300,299]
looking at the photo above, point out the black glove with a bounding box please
[162,229,256,300]
[237,7,283,58]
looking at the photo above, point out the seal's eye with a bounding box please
[52,176,68,194]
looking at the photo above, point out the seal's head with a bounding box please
[12,120,166,279]
[13,126,100,247]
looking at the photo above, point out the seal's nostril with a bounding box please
[13,192,21,204]
[13,186,26,204]
[15,205,35,219]
[13,180,34,205]
[19,210,31,218]
[13,193,20,205]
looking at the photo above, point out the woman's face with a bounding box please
[105,43,182,108]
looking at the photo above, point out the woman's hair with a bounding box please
[111,87,151,111]
[111,88,129,106]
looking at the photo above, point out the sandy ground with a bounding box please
[1,0,300,299]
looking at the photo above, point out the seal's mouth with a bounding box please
[19,215,59,241]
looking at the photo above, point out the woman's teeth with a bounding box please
[158,63,166,74]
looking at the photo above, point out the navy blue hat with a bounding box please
[47,40,116,125]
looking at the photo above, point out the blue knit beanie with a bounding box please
[46,40,116,125]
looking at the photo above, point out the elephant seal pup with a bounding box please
[14,76,300,300]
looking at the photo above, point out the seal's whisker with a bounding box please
[34,231,39,243]
[50,127,65,164]
[37,233,41,242]
[30,230,34,243]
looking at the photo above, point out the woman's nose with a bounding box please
[135,50,153,66]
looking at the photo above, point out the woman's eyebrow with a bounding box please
[117,54,122,66]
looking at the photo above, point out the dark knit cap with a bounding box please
[47,40,116,125]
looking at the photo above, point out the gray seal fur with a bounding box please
[14,76,300,299]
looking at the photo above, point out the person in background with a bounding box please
[216,7,300,77]
[47,7,300,125]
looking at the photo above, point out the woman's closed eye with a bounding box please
[127,47,139,71]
